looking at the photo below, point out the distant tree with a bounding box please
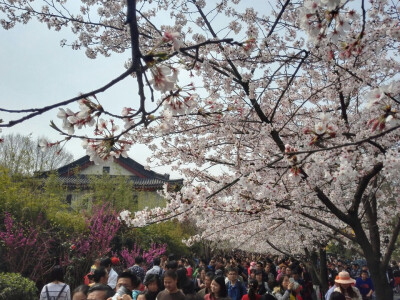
[0,133,73,175]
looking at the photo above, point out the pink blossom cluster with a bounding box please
[67,204,120,260]
[0,212,37,248]
[116,243,167,269]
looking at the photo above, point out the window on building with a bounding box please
[103,166,110,174]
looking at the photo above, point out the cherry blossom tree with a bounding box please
[1,0,400,298]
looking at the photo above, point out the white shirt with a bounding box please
[108,267,118,289]
[39,282,71,300]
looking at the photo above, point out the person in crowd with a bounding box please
[146,257,164,279]
[156,270,186,300]
[329,292,346,300]
[85,272,95,286]
[272,275,294,300]
[176,267,194,293]
[276,265,286,282]
[101,257,118,290]
[195,267,207,291]
[255,262,267,283]
[227,267,247,300]
[115,270,141,300]
[137,292,147,300]
[360,266,369,277]
[87,284,115,300]
[40,265,71,300]
[130,256,146,284]
[198,271,214,298]
[242,279,262,300]
[327,264,338,286]
[72,285,89,300]
[236,258,248,283]
[333,271,362,300]
[144,274,161,300]
[285,267,292,279]
[215,259,225,275]
[93,266,109,285]
[248,262,256,277]
[248,269,257,282]
[394,266,400,293]
[350,264,360,279]
[91,259,101,273]
[255,270,268,294]
[184,258,194,278]
[355,270,374,300]
[208,259,216,273]
[205,276,230,300]
[193,259,207,279]
[264,263,276,290]
[166,260,179,272]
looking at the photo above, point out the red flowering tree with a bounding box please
[1,0,400,298]
[62,204,120,287]
[0,212,54,283]
[115,243,167,269]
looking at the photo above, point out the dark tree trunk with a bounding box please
[318,247,329,295]
[365,255,393,300]
[305,248,329,297]
[305,249,321,285]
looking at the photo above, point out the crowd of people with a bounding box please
[38,254,400,300]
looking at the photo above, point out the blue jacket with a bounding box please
[227,281,247,300]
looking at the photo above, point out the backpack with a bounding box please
[45,284,67,300]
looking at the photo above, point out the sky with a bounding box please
[0,1,268,179]
[0,16,179,176]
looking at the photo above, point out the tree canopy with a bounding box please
[0,133,73,175]
[1,0,400,298]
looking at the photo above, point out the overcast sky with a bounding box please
[0,17,180,175]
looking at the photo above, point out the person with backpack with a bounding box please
[39,265,71,300]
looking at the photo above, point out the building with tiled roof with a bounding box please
[44,155,183,209]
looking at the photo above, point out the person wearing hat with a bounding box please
[333,271,362,300]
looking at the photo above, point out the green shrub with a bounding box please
[0,272,38,300]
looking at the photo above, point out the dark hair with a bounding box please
[88,284,115,299]
[145,274,161,288]
[329,292,346,300]
[166,260,178,270]
[360,270,368,275]
[255,270,263,275]
[197,267,206,277]
[93,266,107,283]
[278,275,289,293]
[205,271,214,280]
[100,257,112,268]
[168,254,175,261]
[339,286,356,298]
[118,270,141,289]
[177,268,189,287]
[164,269,178,280]
[153,257,161,266]
[212,276,228,298]
[73,285,89,296]
[135,256,144,264]
[50,265,64,282]
[248,279,258,300]
[228,267,238,274]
